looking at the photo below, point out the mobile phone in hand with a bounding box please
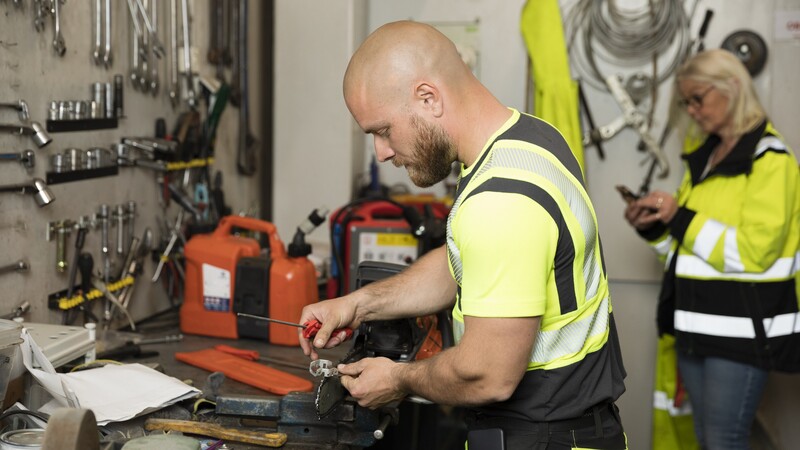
[615,185,639,204]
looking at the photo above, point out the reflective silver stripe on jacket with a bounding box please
[675,309,800,338]
[675,252,799,280]
[447,145,601,303]
[452,296,611,366]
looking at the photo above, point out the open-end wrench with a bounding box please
[93,0,103,64]
[134,0,165,58]
[52,0,66,56]
[103,0,113,67]
[168,0,179,106]
[180,0,196,108]
[33,0,46,32]
[129,6,141,90]
[148,0,160,95]
[98,204,111,284]
[115,204,126,256]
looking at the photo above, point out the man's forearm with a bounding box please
[352,246,456,323]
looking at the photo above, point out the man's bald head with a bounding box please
[343,21,471,114]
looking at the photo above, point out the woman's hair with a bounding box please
[671,49,766,136]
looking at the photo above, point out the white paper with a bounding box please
[21,331,200,425]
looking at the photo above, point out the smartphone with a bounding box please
[615,185,639,203]
[467,428,505,450]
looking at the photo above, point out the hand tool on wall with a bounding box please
[167,0,180,106]
[0,178,55,207]
[583,74,669,178]
[214,344,308,370]
[144,418,287,447]
[147,0,160,95]
[152,210,184,282]
[103,0,112,67]
[51,0,66,56]
[0,122,52,148]
[1,300,30,320]
[47,220,72,273]
[0,150,35,170]
[64,226,88,310]
[235,0,257,175]
[235,313,354,341]
[0,260,28,277]
[0,100,30,122]
[180,0,197,108]
[97,204,112,285]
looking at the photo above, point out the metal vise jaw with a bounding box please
[215,392,396,449]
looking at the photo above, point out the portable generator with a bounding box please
[180,212,325,346]
[327,197,448,297]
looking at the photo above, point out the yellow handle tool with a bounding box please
[144,418,287,447]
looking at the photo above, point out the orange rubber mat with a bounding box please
[175,348,313,395]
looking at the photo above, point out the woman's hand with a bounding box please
[624,190,677,229]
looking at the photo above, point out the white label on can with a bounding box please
[202,263,231,312]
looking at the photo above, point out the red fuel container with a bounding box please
[180,215,318,345]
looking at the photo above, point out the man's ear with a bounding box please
[415,82,443,118]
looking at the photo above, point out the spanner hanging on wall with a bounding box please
[92,0,113,68]
[236,0,256,176]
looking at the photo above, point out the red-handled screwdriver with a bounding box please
[236,313,354,341]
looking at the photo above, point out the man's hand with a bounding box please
[338,357,407,408]
[298,297,360,360]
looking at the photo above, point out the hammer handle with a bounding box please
[144,418,287,447]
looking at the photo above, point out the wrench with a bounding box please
[149,0,159,94]
[168,0,179,106]
[103,0,112,67]
[33,0,46,33]
[93,0,103,64]
[134,0,165,58]
[52,0,66,56]
[0,150,35,169]
[180,0,196,108]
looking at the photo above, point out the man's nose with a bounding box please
[373,136,395,163]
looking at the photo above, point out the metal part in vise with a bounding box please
[583,74,669,178]
[309,359,339,378]
[215,392,397,448]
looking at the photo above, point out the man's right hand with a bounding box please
[299,297,360,360]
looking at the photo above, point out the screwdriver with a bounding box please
[236,313,354,340]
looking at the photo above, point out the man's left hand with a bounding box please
[338,357,406,408]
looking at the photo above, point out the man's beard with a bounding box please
[396,114,457,188]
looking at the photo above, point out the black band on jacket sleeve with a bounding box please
[668,207,696,242]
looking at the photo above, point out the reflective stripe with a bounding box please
[492,147,600,302]
[675,253,799,280]
[676,309,800,338]
[693,219,725,260]
[653,390,693,416]
[723,228,745,272]
[763,312,800,338]
[530,297,609,365]
[675,310,755,338]
[653,235,673,257]
[756,136,787,156]
[453,318,464,342]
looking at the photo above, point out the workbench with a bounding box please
[95,328,351,449]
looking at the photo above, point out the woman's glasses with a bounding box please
[678,85,715,109]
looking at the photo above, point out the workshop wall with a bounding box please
[275,0,800,448]
[0,1,262,325]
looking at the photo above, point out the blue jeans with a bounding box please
[677,353,768,450]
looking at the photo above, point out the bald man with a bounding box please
[299,21,627,449]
